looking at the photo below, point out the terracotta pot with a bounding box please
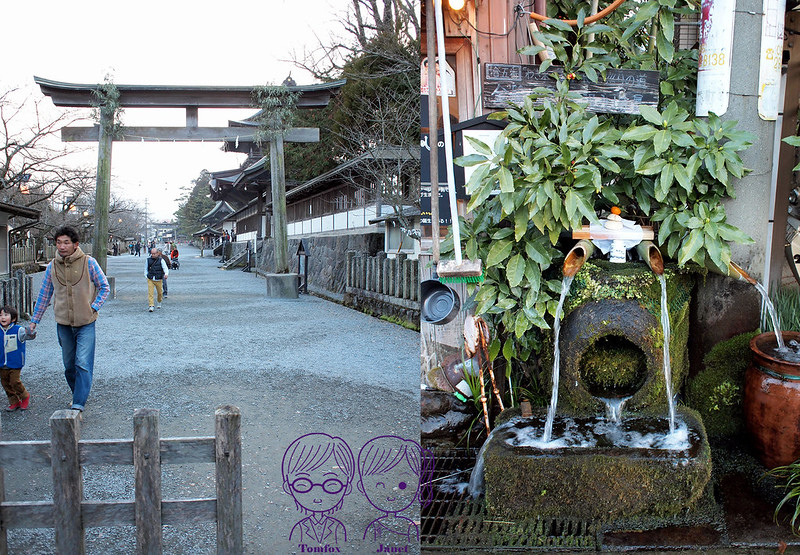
[744,331,800,468]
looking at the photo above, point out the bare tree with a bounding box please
[296,0,419,81]
[294,0,421,241]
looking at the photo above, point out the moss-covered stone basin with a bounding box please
[483,406,711,522]
[545,260,694,415]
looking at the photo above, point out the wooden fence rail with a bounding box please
[0,406,242,554]
[345,251,419,303]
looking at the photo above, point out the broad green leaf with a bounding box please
[597,145,631,159]
[454,154,488,167]
[634,1,661,22]
[673,163,690,192]
[499,166,514,193]
[488,338,501,361]
[582,116,600,144]
[525,240,551,265]
[638,157,667,175]
[653,129,671,155]
[575,194,598,224]
[678,228,704,266]
[507,254,525,288]
[515,311,531,338]
[638,105,664,127]
[503,337,514,362]
[465,135,493,156]
[492,228,514,240]
[545,18,573,32]
[657,31,675,63]
[658,213,675,244]
[465,163,491,196]
[659,9,675,42]
[717,223,755,244]
[514,209,528,241]
[565,188,578,220]
[622,125,658,141]
[525,260,542,293]
[486,239,513,267]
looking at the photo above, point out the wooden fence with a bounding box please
[345,251,419,325]
[0,406,242,554]
[346,251,419,303]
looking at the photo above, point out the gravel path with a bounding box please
[2,245,421,554]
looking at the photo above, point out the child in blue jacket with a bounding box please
[0,305,33,411]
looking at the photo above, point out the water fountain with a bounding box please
[475,216,713,521]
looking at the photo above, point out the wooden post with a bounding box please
[93,110,113,274]
[51,410,84,555]
[270,136,289,274]
[134,408,162,554]
[0,414,6,555]
[215,405,242,555]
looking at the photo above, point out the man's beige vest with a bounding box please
[51,247,97,327]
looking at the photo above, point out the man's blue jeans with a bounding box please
[56,322,96,410]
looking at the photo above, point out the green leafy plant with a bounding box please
[708,381,740,412]
[252,85,300,143]
[764,287,800,333]
[91,74,124,139]
[446,4,755,391]
[766,460,800,534]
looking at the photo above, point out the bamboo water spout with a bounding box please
[726,261,759,285]
[563,240,596,277]
[635,241,664,275]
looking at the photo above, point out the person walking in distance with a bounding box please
[29,226,110,412]
[146,248,169,312]
[159,249,171,298]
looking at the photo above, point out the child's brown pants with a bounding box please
[0,367,28,405]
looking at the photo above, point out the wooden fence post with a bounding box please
[134,408,162,554]
[0,414,6,555]
[51,410,84,555]
[215,405,242,555]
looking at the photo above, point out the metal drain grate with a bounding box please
[422,448,597,550]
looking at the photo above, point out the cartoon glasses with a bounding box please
[290,477,346,494]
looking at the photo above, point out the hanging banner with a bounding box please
[696,0,736,116]
[758,0,786,120]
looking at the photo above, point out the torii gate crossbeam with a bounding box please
[35,77,344,274]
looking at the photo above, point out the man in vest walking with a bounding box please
[146,247,169,312]
[29,226,110,412]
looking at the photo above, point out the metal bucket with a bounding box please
[420,279,460,325]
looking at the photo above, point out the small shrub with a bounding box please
[685,331,758,438]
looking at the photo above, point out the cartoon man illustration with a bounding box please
[358,435,434,542]
[282,433,355,545]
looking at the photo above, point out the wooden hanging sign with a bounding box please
[483,63,659,115]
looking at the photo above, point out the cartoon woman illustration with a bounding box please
[357,435,434,542]
[282,433,355,545]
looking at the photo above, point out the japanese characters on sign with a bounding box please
[482,63,659,115]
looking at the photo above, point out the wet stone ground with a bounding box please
[2,245,420,554]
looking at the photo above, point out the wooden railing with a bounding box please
[346,251,419,303]
[345,252,419,326]
[0,406,242,554]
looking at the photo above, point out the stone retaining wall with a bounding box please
[256,232,420,326]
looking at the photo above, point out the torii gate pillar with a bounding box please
[94,112,113,271]
[270,136,288,274]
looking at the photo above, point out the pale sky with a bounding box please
[2,0,352,220]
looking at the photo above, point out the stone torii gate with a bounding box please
[34,76,344,275]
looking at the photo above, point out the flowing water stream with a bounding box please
[542,275,574,443]
[659,275,676,434]
[755,281,786,351]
